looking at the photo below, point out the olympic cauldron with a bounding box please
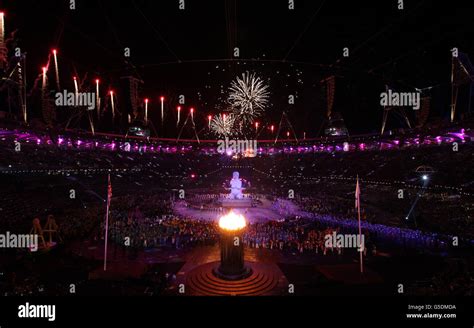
[213,211,252,280]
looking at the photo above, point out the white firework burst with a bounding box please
[228,71,269,125]
[210,113,236,137]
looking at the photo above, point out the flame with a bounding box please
[218,211,246,231]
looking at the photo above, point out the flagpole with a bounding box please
[358,198,363,273]
[104,174,111,271]
[356,175,364,274]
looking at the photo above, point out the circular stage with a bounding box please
[185,261,283,296]
[174,198,305,224]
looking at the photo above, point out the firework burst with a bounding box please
[228,71,269,125]
[210,113,236,137]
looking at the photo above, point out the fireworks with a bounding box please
[210,113,236,137]
[95,79,100,118]
[177,106,181,126]
[228,71,270,125]
[52,49,60,90]
[160,96,165,126]
[73,76,79,98]
[109,90,115,120]
[144,98,149,124]
[41,66,48,91]
[0,12,5,67]
[0,12,4,43]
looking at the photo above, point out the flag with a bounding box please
[355,176,360,210]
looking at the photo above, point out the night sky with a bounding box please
[1,0,473,136]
